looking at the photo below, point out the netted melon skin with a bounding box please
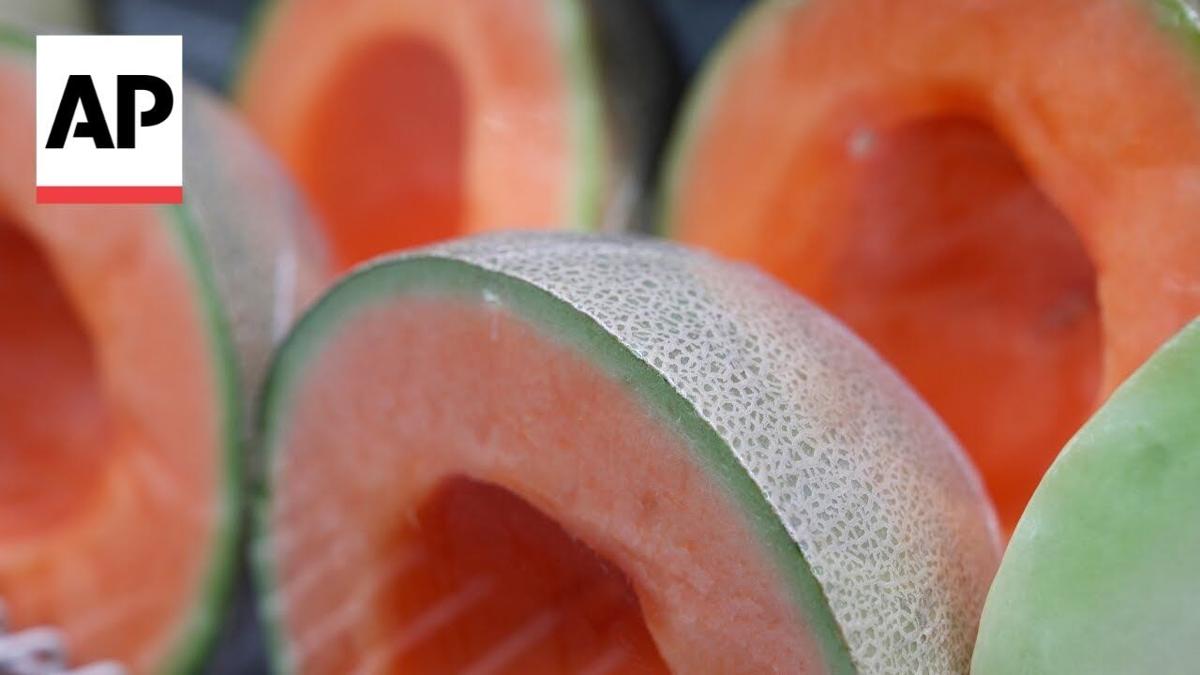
[183,86,332,419]
[399,232,1001,674]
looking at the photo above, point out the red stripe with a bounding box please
[36,186,183,204]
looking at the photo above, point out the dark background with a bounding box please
[93,0,753,671]
[102,0,752,89]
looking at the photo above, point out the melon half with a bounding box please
[659,0,1200,532]
[0,31,328,672]
[973,318,1200,674]
[255,233,1000,674]
[236,0,676,270]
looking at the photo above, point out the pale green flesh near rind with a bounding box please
[0,37,242,674]
[655,0,1200,237]
[254,256,856,674]
[233,0,608,232]
[973,319,1200,674]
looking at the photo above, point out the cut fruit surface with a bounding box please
[973,319,1200,674]
[0,223,110,537]
[660,0,1200,532]
[256,232,999,674]
[345,475,667,673]
[236,0,676,270]
[0,35,329,674]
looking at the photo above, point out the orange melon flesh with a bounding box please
[0,175,224,674]
[394,477,665,673]
[783,115,1102,534]
[267,299,817,673]
[298,37,465,262]
[258,233,1002,674]
[0,34,329,672]
[0,222,110,537]
[662,0,1200,531]
[238,0,583,270]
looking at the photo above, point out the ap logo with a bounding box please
[36,35,182,203]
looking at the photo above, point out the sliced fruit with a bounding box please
[659,0,1200,532]
[0,34,329,673]
[235,0,676,270]
[973,318,1200,674]
[256,232,1000,674]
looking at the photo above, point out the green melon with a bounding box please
[973,319,1200,674]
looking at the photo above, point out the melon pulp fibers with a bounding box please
[659,0,1200,532]
[235,0,676,271]
[973,318,1200,674]
[0,32,329,673]
[255,232,1000,674]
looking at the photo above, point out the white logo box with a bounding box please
[36,35,182,204]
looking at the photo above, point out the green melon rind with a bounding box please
[972,319,1200,674]
[232,0,609,233]
[0,36,244,675]
[252,255,856,675]
[157,205,245,675]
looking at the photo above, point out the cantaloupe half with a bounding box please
[0,31,329,673]
[973,318,1200,674]
[659,0,1200,532]
[236,0,676,271]
[255,232,1000,674]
